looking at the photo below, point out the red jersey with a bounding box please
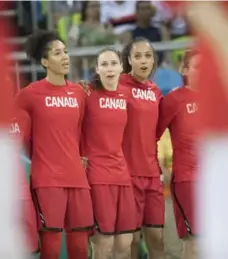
[81,87,131,186]
[8,116,31,200]
[15,79,89,189]
[119,74,162,177]
[157,87,198,182]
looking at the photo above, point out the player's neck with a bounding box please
[46,74,66,86]
[186,85,196,91]
[103,83,118,92]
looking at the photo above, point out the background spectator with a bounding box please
[68,1,116,81]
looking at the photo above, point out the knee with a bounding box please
[115,234,133,253]
[144,228,164,251]
[94,235,114,254]
[131,231,141,247]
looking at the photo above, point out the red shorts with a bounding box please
[171,181,196,238]
[21,199,39,253]
[91,185,137,234]
[33,187,94,231]
[132,176,165,229]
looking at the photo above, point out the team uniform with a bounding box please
[119,74,165,230]
[157,87,198,238]
[15,79,94,231]
[9,116,39,253]
[81,87,136,234]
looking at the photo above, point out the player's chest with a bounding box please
[86,95,127,124]
[32,94,81,122]
[128,87,159,115]
[175,101,198,131]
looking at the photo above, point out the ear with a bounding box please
[41,58,48,68]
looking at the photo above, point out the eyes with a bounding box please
[100,60,119,67]
[53,49,68,56]
[133,52,153,60]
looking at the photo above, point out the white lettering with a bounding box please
[45,97,78,108]
[132,88,156,101]
[9,122,20,134]
[99,97,126,110]
[186,103,198,114]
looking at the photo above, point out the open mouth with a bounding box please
[140,66,148,72]
[107,75,115,79]
[62,63,69,69]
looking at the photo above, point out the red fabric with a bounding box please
[81,87,131,186]
[132,176,165,228]
[66,231,89,259]
[119,73,162,177]
[40,232,62,259]
[15,79,89,188]
[34,187,94,230]
[91,185,136,234]
[197,40,228,133]
[21,199,39,253]
[171,182,196,238]
[157,87,198,182]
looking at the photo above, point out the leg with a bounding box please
[65,188,94,259]
[130,177,146,259]
[113,186,136,259]
[33,188,67,259]
[143,227,164,259]
[90,185,119,258]
[182,236,197,259]
[92,233,114,259]
[171,182,197,259]
[114,234,133,259]
[143,177,165,259]
[131,231,141,259]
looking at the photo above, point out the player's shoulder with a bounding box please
[67,81,86,97]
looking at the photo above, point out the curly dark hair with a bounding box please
[25,30,62,62]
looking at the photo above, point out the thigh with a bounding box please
[144,177,165,227]
[21,199,39,253]
[65,188,94,230]
[116,186,137,234]
[33,187,67,230]
[91,185,118,234]
[171,182,195,238]
[131,177,146,230]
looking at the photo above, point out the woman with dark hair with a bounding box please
[81,48,136,259]
[157,50,200,259]
[15,30,94,259]
[119,37,165,259]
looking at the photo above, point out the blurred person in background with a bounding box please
[132,1,164,65]
[100,0,136,44]
[68,1,116,81]
[157,50,200,259]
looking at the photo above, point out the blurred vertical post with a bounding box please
[0,2,28,259]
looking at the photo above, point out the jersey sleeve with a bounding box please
[157,92,178,140]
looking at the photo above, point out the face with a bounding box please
[129,41,155,81]
[41,40,70,76]
[96,51,122,88]
[181,54,201,87]
[137,2,154,21]
[86,1,100,21]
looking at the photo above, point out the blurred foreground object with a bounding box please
[186,2,228,259]
[0,7,28,259]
